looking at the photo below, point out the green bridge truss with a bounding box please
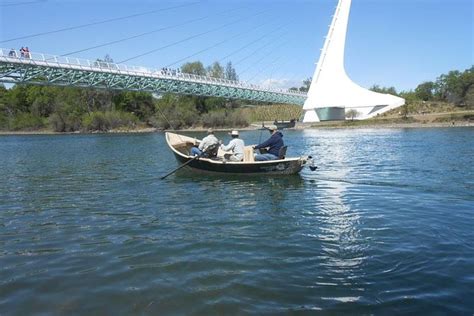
[0,48,307,105]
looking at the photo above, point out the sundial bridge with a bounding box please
[0,0,404,122]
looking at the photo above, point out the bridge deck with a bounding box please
[0,48,306,105]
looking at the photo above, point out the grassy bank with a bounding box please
[241,104,302,122]
[308,110,474,128]
[1,101,472,135]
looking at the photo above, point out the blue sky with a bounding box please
[1,0,472,92]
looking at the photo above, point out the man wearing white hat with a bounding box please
[253,125,284,161]
[220,130,245,162]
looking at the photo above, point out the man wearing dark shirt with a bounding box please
[253,125,284,161]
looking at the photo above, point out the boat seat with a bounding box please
[189,143,219,158]
[243,146,255,162]
[278,146,287,159]
[204,143,219,158]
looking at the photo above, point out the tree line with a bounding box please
[0,61,471,132]
[369,66,473,106]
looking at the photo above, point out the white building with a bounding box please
[303,0,405,122]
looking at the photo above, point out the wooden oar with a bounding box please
[161,142,220,180]
[160,155,200,180]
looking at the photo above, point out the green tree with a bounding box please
[27,86,56,117]
[458,66,474,106]
[94,54,116,69]
[433,67,474,105]
[153,94,199,129]
[207,62,224,78]
[114,91,155,121]
[370,85,398,96]
[435,71,460,102]
[204,97,226,112]
[414,81,435,101]
[464,85,474,107]
[103,54,114,63]
[81,88,115,113]
[181,61,206,76]
[299,78,312,92]
[49,87,85,132]
[399,90,418,104]
[6,85,29,113]
[345,109,360,121]
[0,84,10,128]
[225,61,238,81]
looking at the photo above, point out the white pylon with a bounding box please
[302,0,405,122]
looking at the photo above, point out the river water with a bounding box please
[0,128,473,314]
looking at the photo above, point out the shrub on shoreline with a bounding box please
[81,111,138,132]
[241,104,302,122]
[201,110,248,128]
[1,112,47,131]
[151,95,200,129]
[49,112,82,132]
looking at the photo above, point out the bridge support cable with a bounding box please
[231,35,282,70]
[1,0,45,8]
[244,35,303,85]
[237,35,294,79]
[217,20,294,65]
[0,2,199,44]
[117,10,270,64]
[163,18,277,69]
[231,20,296,73]
[160,15,292,70]
[269,41,320,87]
[59,6,251,58]
[246,54,284,83]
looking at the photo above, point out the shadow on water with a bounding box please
[171,168,305,188]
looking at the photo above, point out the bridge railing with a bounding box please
[1,48,306,97]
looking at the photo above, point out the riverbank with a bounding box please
[0,127,158,135]
[303,111,474,129]
[2,110,474,135]
[301,119,474,129]
[306,121,473,129]
[1,120,472,135]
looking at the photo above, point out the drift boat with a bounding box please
[165,132,313,175]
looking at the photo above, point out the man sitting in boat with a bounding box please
[190,128,219,157]
[220,130,245,162]
[253,125,284,161]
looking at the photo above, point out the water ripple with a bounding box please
[0,129,473,314]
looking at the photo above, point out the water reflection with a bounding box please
[172,172,304,208]
[318,177,365,270]
[304,130,367,275]
[175,171,304,186]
